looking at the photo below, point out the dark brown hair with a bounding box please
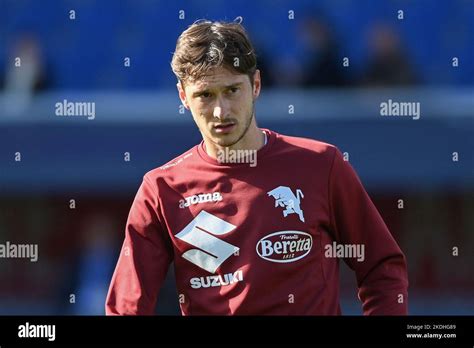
[171,19,257,86]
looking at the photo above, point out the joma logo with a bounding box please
[179,192,223,208]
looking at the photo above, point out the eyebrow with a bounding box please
[192,82,243,97]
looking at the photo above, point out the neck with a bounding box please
[203,120,265,159]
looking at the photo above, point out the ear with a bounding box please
[252,69,261,99]
[177,81,190,109]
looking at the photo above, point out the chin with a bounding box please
[214,137,235,147]
[210,134,235,147]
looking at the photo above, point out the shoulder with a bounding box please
[143,146,197,183]
[273,131,339,162]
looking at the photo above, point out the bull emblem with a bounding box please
[267,186,305,223]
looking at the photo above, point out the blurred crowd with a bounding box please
[2,16,449,95]
[260,18,418,88]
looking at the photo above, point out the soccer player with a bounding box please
[106,20,408,315]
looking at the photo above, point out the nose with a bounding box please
[213,106,223,119]
[212,96,229,120]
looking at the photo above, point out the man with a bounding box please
[106,20,408,315]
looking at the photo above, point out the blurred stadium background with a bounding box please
[0,0,473,315]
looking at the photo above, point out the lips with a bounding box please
[214,122,235,129]
[213,122,236,134]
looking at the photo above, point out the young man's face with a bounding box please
[178,66,261,147]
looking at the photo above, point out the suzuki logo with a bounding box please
[175,210,239,273]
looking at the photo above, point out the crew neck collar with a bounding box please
[197,128,276,167]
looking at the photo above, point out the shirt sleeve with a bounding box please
[105,175,173,315]
[328,147,409,315]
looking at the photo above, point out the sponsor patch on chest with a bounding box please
[256,231,312,263]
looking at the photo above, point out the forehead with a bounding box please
[186,67,249,92]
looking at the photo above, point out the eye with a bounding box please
[200,92,212,99]
[227,87,240,95]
